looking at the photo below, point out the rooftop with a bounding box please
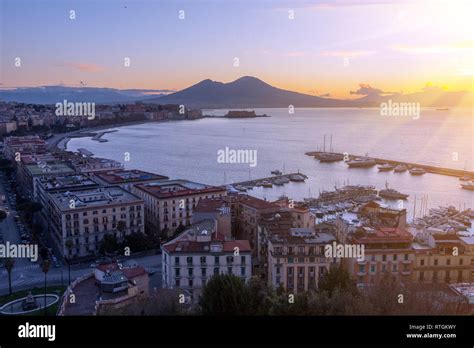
[26,162,75,176]
[48,186,143,211]
[94,169,168,184]
[135,179,225,199]
[238,194,278,210]
[37,174,99,191]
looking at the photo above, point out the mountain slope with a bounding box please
[149,76,346,108]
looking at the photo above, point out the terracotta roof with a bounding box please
[238,194,278,210]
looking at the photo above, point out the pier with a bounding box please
[224,172,308,191]
[305,151,474,179]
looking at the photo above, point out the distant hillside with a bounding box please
[0,86,168,104]
[148,76,348,108]
[148,76,472,108]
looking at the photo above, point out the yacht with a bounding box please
[271,170,282,175]
[378,163,395,171]
[379,184,409,200]
[461,181,474,191]
[318,152,344,162]
[347,157,376,168]
[409,167,426,175]
[262,181,273,188]
[393,164,408,172]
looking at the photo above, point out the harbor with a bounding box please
[306,151,474,180]
[225,172,308,192]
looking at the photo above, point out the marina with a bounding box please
[226,172,308,192]
[306,151,474,179]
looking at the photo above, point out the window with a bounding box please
[393,254,397,261]
[359,265,365,273]
[227,267,232,275]
[240,267,246,276]
[420,259,425,266]
[241,256,245,264]
[382,254,387,262]
[434,259,438,266]
[201,268,206,276]
[175,279,180,287]
[188,279,193,287]
[214,256,219,264]
[175,257,180,265]
[392,264,398,272]
[188,268,193,276]
[213,267,219,275]
[226,256,234,264]
[175,268,180,277]
[200,256,206,264]
[404,254,409,261]
[460,259,463,265]
[370,265,375,273]
[447,259,451,266]
[186,256,193,265]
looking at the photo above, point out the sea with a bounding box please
[67,107,473,221]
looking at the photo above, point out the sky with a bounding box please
[0,0,473,98]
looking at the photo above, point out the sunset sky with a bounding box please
[1,0,472,98]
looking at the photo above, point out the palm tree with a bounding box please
[41,259,50,315]
[5,258,15,295]
[65,239,73,285]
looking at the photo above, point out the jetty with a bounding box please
[224,172,308,191]
[305,151,474,179]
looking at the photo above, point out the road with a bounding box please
[0,171,162,296]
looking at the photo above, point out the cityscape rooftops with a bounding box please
[162,219,250,254]
[353,227,413,245]
[37,174,99,192]
[26,162,75,176]
[134,179,225,199]
[48,186,143,211]
[94,169,169,185]
[237,194,278,210]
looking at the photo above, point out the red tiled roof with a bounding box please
[238,194,278,210]
[135,183,225,199]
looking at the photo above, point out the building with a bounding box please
[35,174,100,236]
[132,179,227,236]
[3,135,47,160]
[262,217,336,293]
[47,186,145,260]
[412,234,473,284]
[234,195,278,255]
[20,162,75,198]
[273,197,315,229]
[347,227,415,287]
[161,220,252,300]
[93,169,169,192]
[192,197,233,238]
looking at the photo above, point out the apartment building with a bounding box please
[347,227,415,287]
[47,186,145,260]
[161,220,251,299]
[132,179,226,236]
[263,222,336,294]
[3,135,47,161]
[413,234,473,284]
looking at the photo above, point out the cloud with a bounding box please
[350,83,389,96]
[320,50,375,58]
[56,62,105,73]
[319,93,331,98]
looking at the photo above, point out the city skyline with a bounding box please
[1,0,473,99]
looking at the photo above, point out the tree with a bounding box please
[0,210,7,223]
[65,239,73,285]
[41,259,50,315]
[5,258,15,295]
[318,264,357,296]
[99,234,119,255]
[199,274,251,315]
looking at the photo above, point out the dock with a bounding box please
[224,172,308,191]
[305,151,474,179]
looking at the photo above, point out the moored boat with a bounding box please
[409,167,426,175]
[378,163,395,171]
[347,157,376,168]
[393,164,408,172]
